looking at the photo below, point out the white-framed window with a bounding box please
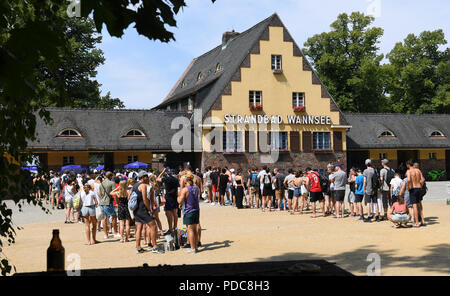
[379,153,387,160]
[249,91,262,106]
[58,129,81,137]
[269,132,288,150]
[128,155,138,163]
[429,152,436,160]
[380,130,395,137]
[271,55,282,70]
[177,101,182,111]
[125,129,145,137]
[188,97,194,111]
[181,80,186,88]
[63,156,74,165]
[223,131,242,152]
[430,130,444,137]
[313,132,331,150]
[292,92,305,107]
[215,63,223,72]
[197,72,203,81]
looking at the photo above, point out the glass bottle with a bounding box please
[47,229,65,272]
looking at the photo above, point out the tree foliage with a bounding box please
[303,12,386,113]
[37,16,124,109]
[384,30,450,113]
[0,0,215,275]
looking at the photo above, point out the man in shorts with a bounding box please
[210,167,219,205]
[247,168,260,209]
[354,169,365,220]
[273,168,285,211]
[283,168,295,212]
[363,159,380,222]
[331,164,346,218]
[406,160,425,227]
[306,167,325,218]
[157,168,179,235]
[380,159,395,220]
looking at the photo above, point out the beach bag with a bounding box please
[385,168,395,188]
[372,169,380,192]
[95,205,104,220]
[73,192,81,210]
[128,191,138,211]
[263,174,271,185]
[250,173,259,187]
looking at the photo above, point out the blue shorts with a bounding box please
[103,205,116,217]
[293,188,301,197]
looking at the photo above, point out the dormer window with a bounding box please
[188,97,194,111]
[215,63,223,72]
[197,72,203,82]
[430,130,444,137]
[125,129,145,137]
[379,130,395,137]
[58,129,81,137]
[181,80,186,88]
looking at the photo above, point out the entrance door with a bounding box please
[104,152,114,171]
[446,150,450,181]
[397,150,419,164]
[347,150,369,171]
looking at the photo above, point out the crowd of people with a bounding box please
[34,157,427,255]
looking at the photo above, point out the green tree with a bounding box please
[384,30,450,113]
[303,12,386,113]
[37,16,124,109]
[0,0,215,275]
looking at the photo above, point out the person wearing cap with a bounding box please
[133,170,160,254]
[157,168,179,236]
[380,159,395,220]
[363,159,380,222]
[331,164,347,218]
[326,164,336,216]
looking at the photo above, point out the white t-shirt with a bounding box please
[64,185,76,201]
[285,174,295,190]
[93,183,102,204]
[329,173,335,191]
[390,177,403,196]
[258,170,267,190]
[81,190,97,207]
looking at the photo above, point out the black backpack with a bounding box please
[384,168,395,189]
[420,182,428,198]
[315,172,329,193]
[371,169,380,192]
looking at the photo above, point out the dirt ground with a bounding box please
[4,201,450,276]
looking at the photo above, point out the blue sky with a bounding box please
[95,0,450,109]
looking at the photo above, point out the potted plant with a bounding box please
[250,104,263,111]
[293,106,305,112]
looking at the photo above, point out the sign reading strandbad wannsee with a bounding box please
[224,114,332,125]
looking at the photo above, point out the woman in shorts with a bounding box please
[388,195,411,228]
[80,184,98,245]
[289,170,303,214]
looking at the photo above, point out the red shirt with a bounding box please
[113,184,119,206]
[307,172,322,193]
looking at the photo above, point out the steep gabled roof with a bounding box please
[345,113,450,149]
[154,13,348,125]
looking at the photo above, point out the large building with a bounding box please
[27,14,450,180]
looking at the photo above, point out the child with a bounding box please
[389,172,403,205]
[354,169,365,220]
[388,195,410,228]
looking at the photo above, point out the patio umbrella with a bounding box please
[22,166,38,174]
[60,165,87,174]
[124,161,150,169]
[94,165,104,171]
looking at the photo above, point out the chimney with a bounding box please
[222,30,240,46]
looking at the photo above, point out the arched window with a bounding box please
[379,130,395,137]
[430,130,444,137]
[58,129,81,137]
[125,129,145,137]
[215,63,222,72]
[181,80,186,88]
[197,72,203,81]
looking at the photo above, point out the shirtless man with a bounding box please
[405,160,425,227]
[179,165,202,247]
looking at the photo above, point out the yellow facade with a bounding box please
[368,149,446,161]
[419,149,445,160]
[48,152,89,167]
[113,151,152,166]
[205,26,345,152]
[369,150,398,161]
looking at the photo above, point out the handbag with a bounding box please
[95,205,104,220]
[128,191,138,211]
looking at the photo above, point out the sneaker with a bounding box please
[186,248,197,254]
[357,215,364,221]
[136,248,146,254]
[104,235,109,239]
[152,247,163,254]
[182,243,191,249]
[375,216,380,222]
[148,243,153,248]
[210,202,215,206]
[197,242,202,247]
[114,233,121,238]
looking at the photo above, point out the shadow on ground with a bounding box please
[255,244,450,275]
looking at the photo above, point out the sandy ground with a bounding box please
[3,200,450,276]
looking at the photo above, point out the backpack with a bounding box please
[371,169,380,192]
[250,173,259,187]
[420,181,428,198]
[128,191,138,211]
[264,174,271,185]
[384,168,395,189]
[315,172,329,193]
